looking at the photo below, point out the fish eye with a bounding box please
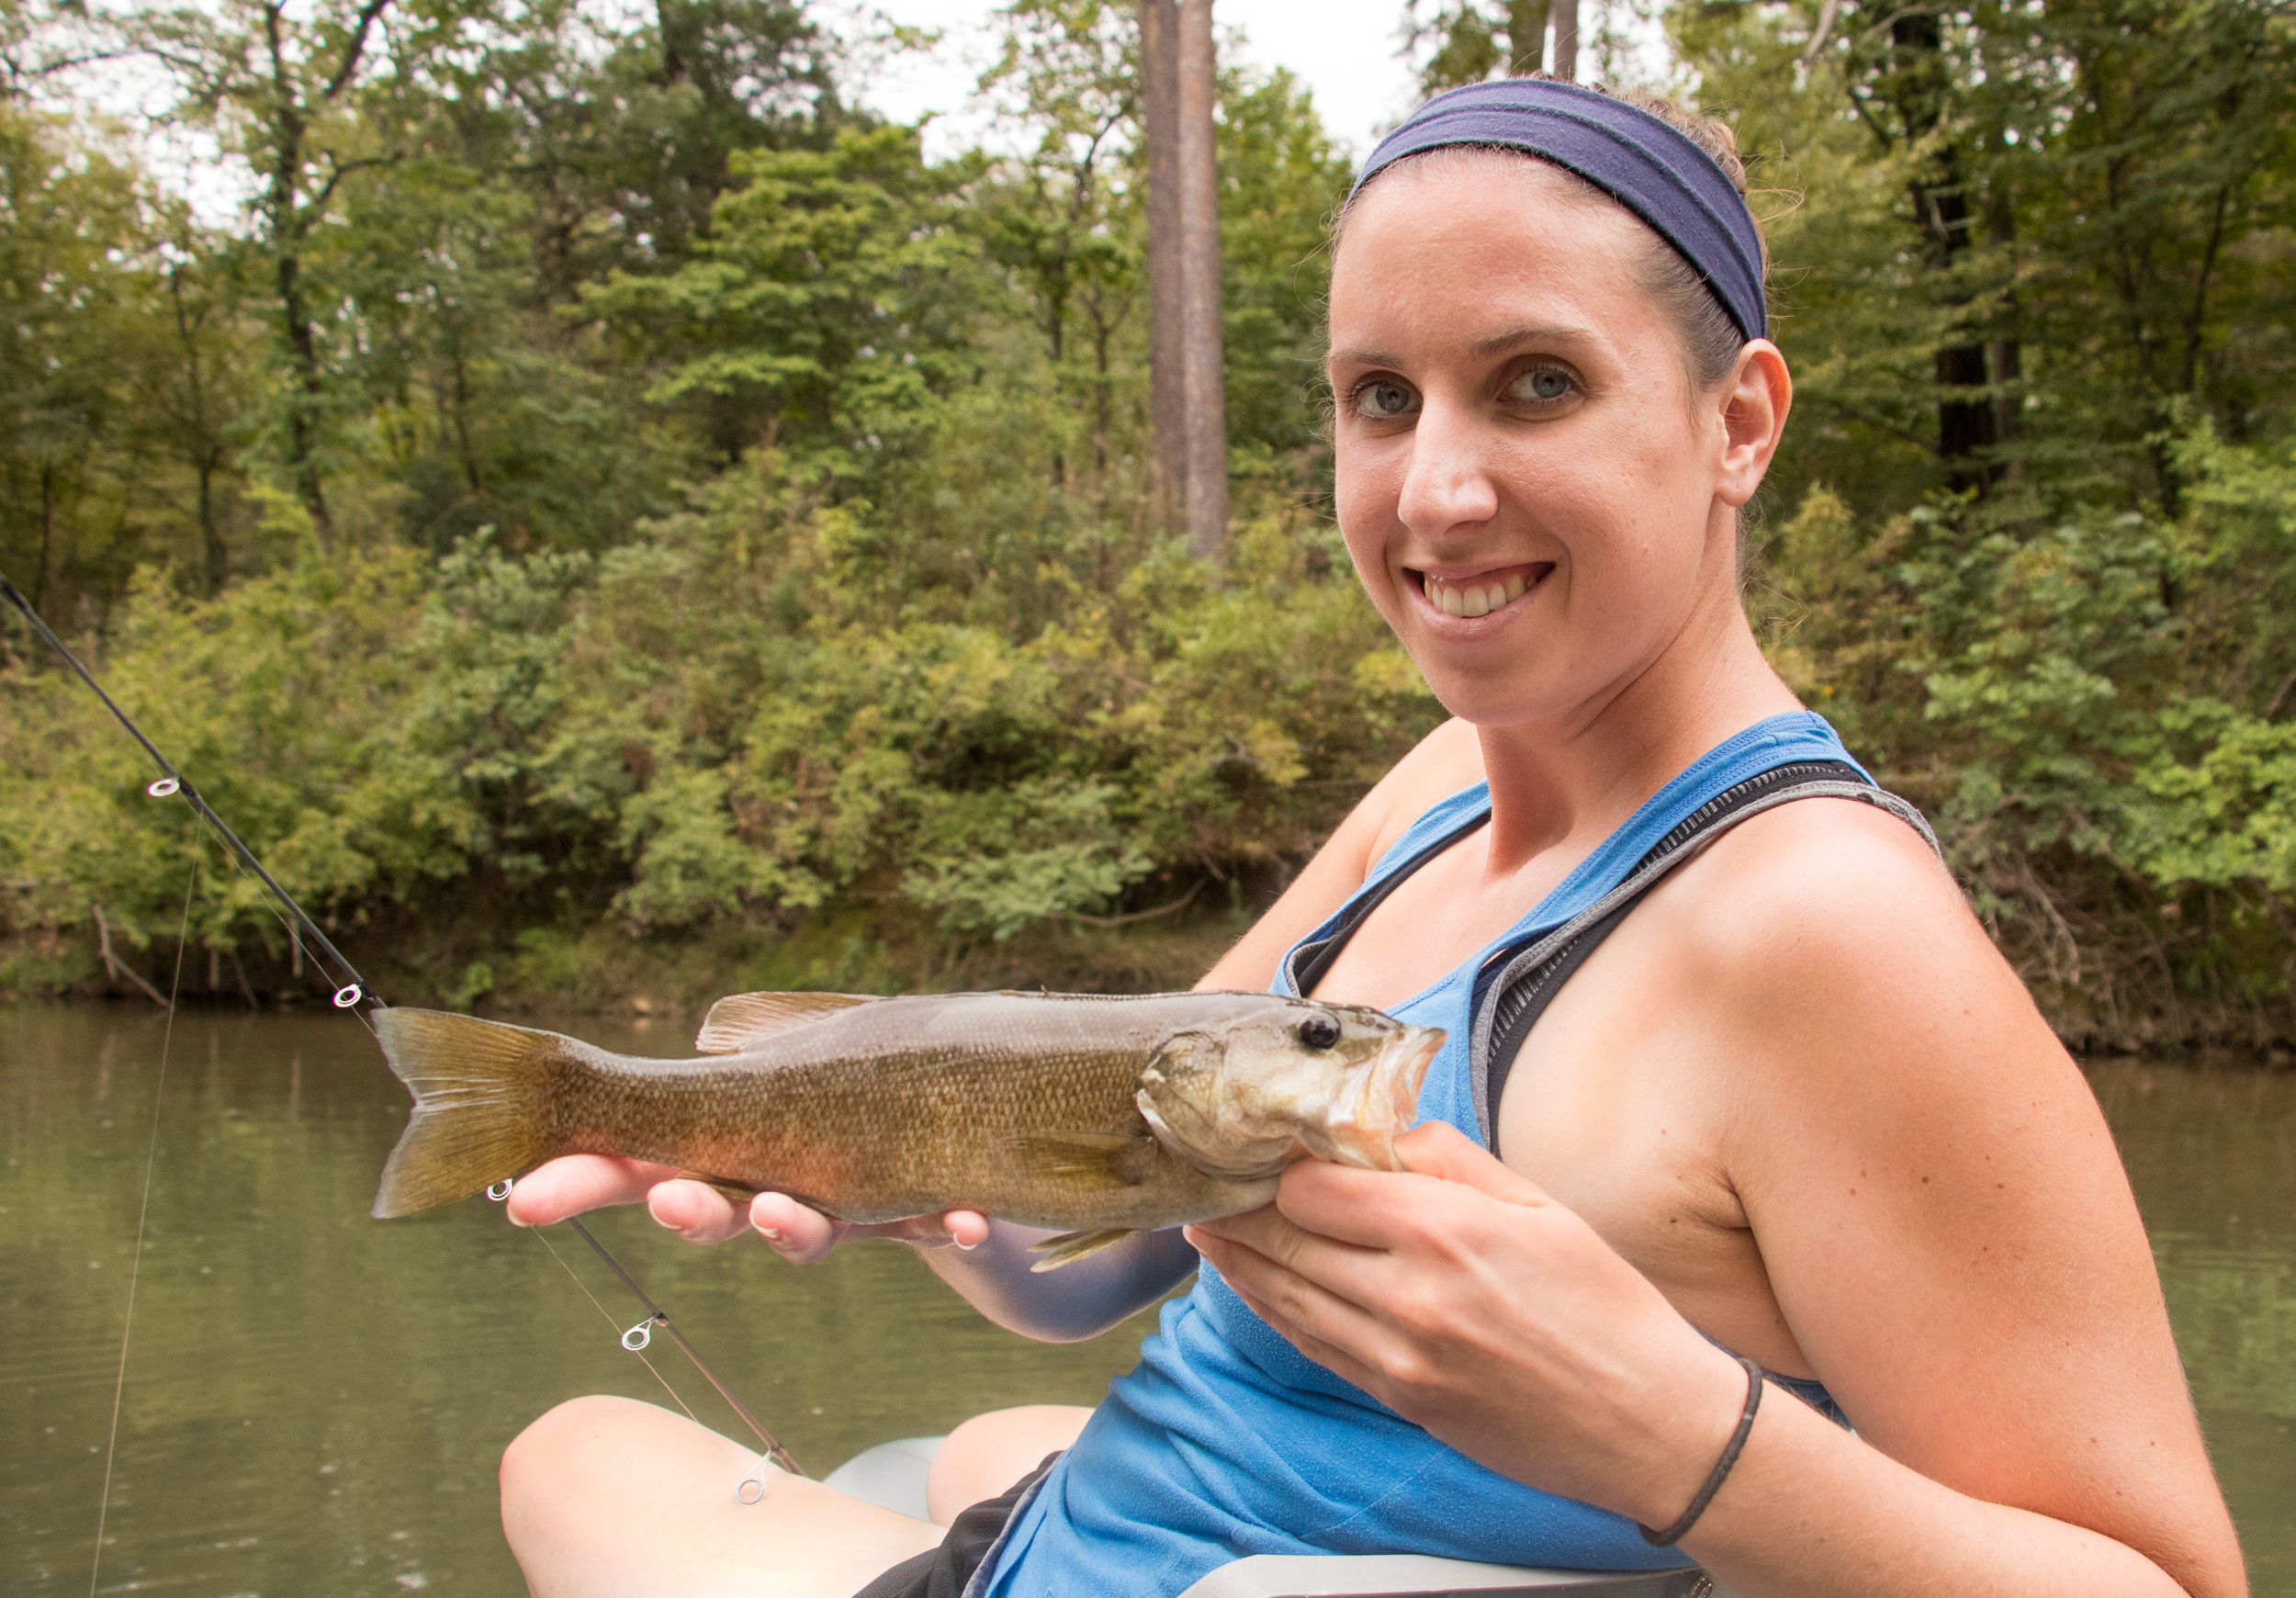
[1295,1015,1341,1051]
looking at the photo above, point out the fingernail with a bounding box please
[954,1236,980,1251]
[760,1227,782,1242]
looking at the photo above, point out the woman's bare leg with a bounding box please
[501,1396,946,1598]
[924,1404,1095,1525]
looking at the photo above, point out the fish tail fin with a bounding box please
[370,1009,568,1219]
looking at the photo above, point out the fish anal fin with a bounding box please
[678,1172,762,1210]
[1012,1131,1156,1189]
[1028,1227,1140,1272]
[696,991,879,1054]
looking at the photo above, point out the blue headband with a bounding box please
[1351,79,1767,343]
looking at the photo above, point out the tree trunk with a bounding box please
[1505,0,1550,73]
[1889,11,1992,492]
[1549,0,1578,81]
[1139,0,1187,531]
[267,94,337,555]
[198,451,226,594]
[1986,189,2022,481]
[169,266,229,593]
[1175,0,1228,563]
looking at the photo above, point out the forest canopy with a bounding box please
[3,0,2293,1046]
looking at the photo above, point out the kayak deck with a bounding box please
[823,1439,1729,1598]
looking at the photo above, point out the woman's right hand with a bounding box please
[503,1154,990,1262]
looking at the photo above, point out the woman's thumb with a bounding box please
[1391,1121,1552,1208]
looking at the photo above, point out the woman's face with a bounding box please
[1327,152,1765,730]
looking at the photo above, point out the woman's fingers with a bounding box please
[1390,1121,1553,1206]
[747,1198,993,1263]
[750,1190,846,1261]
[1191,1223,1415,1398]
[504,1155,682,1226]
[904,1210,991,1250]
[1217,1262,1392,1399]
[647,1178,752,1244]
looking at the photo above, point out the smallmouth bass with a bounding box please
[370,990,1442,1267]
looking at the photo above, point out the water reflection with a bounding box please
[5,1009,2290,1594]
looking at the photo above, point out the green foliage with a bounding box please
[6,0,2296,1036]
[591,124,989,466]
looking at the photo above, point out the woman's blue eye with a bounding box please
[1354,381,1415,420]
[1509,367,1575,404]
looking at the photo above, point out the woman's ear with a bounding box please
[1715,340,1792,509]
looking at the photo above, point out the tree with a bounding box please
[1138,0,1227,560]
[136,0,406,552]
[1697,0,2296,509]
[587,124,985,476]
[1410,0,1577,93]
[979,0,1142,489]
[0,102,146,610]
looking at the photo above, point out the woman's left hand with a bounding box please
[1187,1121,1747,1532]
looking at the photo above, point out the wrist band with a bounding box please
[1638,1355,1765,1547]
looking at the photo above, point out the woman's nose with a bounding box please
[1394,398,1501,536]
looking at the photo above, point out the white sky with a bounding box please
[73,0,1675,220]
[843,0,1431,165]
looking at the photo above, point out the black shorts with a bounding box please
[851,1453,1062,1598]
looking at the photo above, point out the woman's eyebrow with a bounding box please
[1325,323,1598,373]
[1469,321,1595,357]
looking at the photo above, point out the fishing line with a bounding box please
[527,1219,704,1426]
[0,572,372,1013]
[3,568,803,1492]
[87,857,198,1598]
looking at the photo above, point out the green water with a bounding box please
[3,1008,2290,1594]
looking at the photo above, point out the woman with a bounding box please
[497,79,2246,1598]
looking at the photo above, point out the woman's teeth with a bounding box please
[1424,570,1529,619]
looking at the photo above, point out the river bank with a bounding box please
[11,896,2296,1057]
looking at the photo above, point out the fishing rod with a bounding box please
[0,567,803,1483]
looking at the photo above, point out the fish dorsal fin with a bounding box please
[695,991,880,1054]
[1011,1130,1158,1190]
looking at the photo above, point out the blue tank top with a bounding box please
[976,713,1862,1598]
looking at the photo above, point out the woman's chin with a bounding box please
[1412,667,1593,730]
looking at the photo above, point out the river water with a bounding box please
[4,1007,2290,1594]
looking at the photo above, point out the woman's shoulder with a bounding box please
[1650,791,2068,1105]
[1660,793,1979,1007]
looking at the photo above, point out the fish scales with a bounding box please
[546,995,1259,1226]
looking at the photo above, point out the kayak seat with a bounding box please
[823,1440,1731,1598]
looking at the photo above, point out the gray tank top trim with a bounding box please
[1467,778,1940,1144]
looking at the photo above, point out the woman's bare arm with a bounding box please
[1190,807,2245,1598]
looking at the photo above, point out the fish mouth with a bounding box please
[1311,1024,1444,1172]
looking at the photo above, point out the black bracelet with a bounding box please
[1638,1355,1765,1547]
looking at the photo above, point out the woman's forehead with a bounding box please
[1328,157,1657,350]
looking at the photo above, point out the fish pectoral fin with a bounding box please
[695,991,880,1054]
[1028,1227,1140,1272]
[1012,1131,1157,1189]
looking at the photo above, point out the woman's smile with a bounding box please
[1410,561,1555,623]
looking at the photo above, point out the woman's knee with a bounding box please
[926,1404,1093,1525]
[502,1395,675,1526]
